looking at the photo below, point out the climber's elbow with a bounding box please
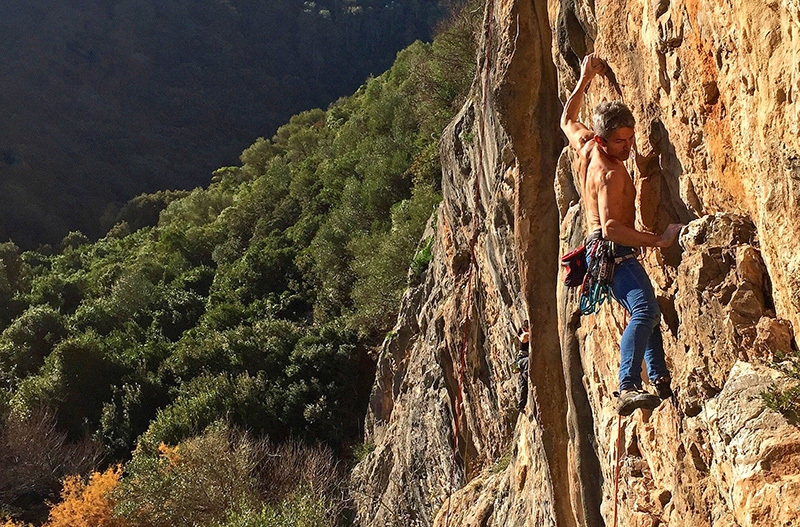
[602,219,623,244]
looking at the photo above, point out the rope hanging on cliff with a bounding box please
[443,1,495,525]
[613,414,622,527]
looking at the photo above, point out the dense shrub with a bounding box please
[0,306,67,379]
[115,423,346,527]
[8,333,126,440]
[213,492,332,527]
[115,425,261,527]
[114,190,191,232]
[143,322,366,450]
[349,186,440,338]
[41,466,124,527]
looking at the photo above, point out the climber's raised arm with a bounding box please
[560,53,606,151]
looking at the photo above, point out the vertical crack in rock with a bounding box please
[558,205,605,527]
[497,0,572,524]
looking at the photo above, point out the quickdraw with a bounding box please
[579,237,614,315]
[579,278,612,315]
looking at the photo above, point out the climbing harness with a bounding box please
[443,2,495,525]
[579,231,637,315]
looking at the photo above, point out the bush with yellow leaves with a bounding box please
[42,466,125,527]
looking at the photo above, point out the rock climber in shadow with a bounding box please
[515,320,530,411]
[560,53,684,416]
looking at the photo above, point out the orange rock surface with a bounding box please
[352,1,800,526]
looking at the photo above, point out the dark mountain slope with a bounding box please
[0,0,447,247]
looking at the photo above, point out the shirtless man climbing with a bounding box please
[560,53,684,415]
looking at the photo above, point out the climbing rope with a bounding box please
[613,414,622,527]
[443,241,476,526]
[443,1,495,525]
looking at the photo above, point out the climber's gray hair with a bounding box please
[593,101,635,141]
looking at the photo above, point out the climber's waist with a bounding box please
[585,229,637,260]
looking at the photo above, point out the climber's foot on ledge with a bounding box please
[617,388,662,416]
[653,376,673,400]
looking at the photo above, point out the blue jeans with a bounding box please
[609,251,670,391]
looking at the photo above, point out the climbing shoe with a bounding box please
[617,389,662,416]
[653,377,673,400]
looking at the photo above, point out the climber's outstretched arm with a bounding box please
[560,53,606,151]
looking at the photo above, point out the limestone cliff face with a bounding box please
[351,1,800,526]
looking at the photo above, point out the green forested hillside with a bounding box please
[0,0,451,247]
[0,4,478,523]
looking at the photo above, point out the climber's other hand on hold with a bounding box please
[656,223,684,248]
